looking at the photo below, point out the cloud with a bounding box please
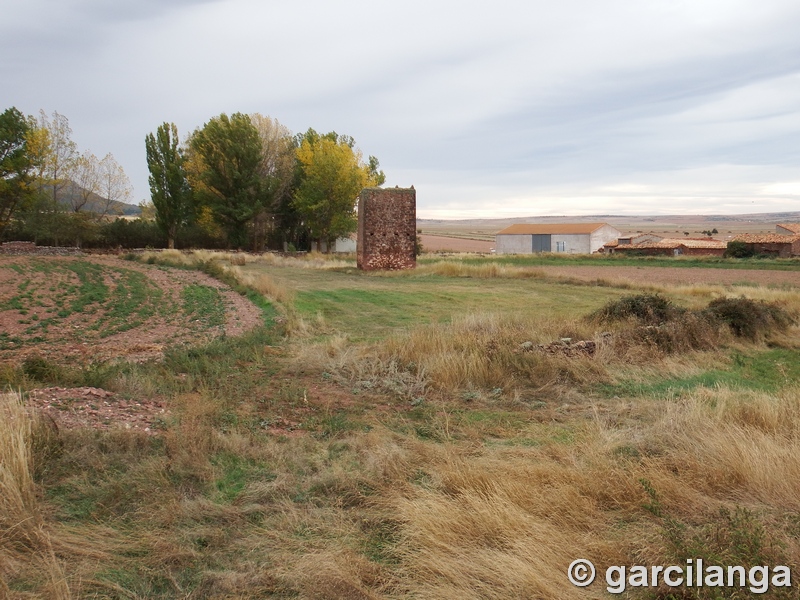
[2,0,799,215]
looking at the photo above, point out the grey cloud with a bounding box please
[4,0,800,216]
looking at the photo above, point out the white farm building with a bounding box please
[495,223,622,255]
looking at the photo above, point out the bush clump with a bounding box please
[705,297,795,340]
[628,312,722,353]
[590,294,684,326]
[589,294,795,355]
[22,354,66,384]
[723,240,756,258]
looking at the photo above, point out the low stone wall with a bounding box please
[0,242,84,256]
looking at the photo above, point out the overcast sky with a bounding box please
[3,0,800,218]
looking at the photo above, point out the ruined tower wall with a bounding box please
[357,187,416,270]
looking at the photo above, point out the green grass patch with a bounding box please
[94,269,165,336]
[160,325,281,400]
[601,348,800,398]
[67,261,109,313]
[254,265,626,340]
[308,412,368,439]
[182,284,226,328]
[211,451,275,504]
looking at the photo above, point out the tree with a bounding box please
[17,192,68,245]
[98,153,133,216]
[70,151,100,212]
[145,123,192,249]
[188,113,265,248]
[250,114,296,250]
[250,113,295,203]
[36,110,77,206]
[0,107,37,235]
[138,200,156,221]
[292,129,385,252]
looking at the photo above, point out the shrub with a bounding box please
[724,240,755,258]
[22,354,66,384]
[705,297,795,340]
[590,294,683,326]
[627,311,722,353]
[97,218,166,249]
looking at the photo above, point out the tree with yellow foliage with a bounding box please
[292,129,384,252]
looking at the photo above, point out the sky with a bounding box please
[3,0,800,219]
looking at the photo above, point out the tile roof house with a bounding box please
[730,234,800,258]
[609,238,727,256]
[602,233,663,252]
[495,223,621,254]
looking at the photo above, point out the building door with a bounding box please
[532,234,551,253]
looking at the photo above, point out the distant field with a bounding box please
[418,234,494,253]
[418,212,800,240]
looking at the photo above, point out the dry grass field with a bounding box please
[2,250,800,598]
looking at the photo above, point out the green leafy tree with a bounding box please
[0,107,38,235]
[63,211,100,249]
[146,123,192,249]
[292,128,385,252]
[187,113,265,248]
[18,192,69,245]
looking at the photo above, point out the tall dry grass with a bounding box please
[297,312,614,398]
[407,261,547,280]
[0,392,69,598]
[378,384,800,598]
[137,249,354,271]
[637,386,800,509]
[297,291,796,401]
[227,266,296,306]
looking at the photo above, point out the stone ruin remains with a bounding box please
[357,186,416,271]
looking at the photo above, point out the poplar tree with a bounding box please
[145,122,191,249]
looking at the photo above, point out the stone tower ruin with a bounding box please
[357,187,416,271]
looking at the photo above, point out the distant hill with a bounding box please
[57,181,141,216]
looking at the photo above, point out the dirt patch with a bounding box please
[0,255,264,365]
[26,387,168,435]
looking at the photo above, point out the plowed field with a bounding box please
[0,256,262,365]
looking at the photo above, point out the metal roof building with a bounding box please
[495,223,621,254]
